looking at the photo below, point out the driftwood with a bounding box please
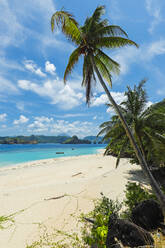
[44,195,65,201]
[131,199,165,233]
[72,172,82,177]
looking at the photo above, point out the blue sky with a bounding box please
[0,0,165,138]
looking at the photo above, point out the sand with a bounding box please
[0,152,143,248]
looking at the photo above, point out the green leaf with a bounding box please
[64,47,81,82]
[96,37,139,49]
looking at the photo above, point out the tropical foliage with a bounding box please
[51,6,138,103]
[98,80,165,168]
[51,4,165,211]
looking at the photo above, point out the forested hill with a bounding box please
[0,135,70,144]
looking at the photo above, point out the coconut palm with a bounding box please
[98,80,165,168]
[51,6,165,210]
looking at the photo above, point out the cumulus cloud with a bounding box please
[27,117,98,138]
[24,60,46,77]
[45,61,56,75]
[13,115,29,125]
[27,116,53,133]
[91,92,126,107]
[18,78,85,110]
[0,113,7,121]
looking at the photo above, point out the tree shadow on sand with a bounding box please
[125,168,149,186]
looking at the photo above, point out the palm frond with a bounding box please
[94,55,112,87]
[64,47,81,82]
[94,25,128,38]
[91,5,105,23]
[51,10,81,45]
[96,49,120,75]
[96,37,138,49]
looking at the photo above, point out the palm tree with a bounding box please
[98,80,165,168]
[51,6,165,210]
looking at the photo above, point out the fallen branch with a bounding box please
[72,172,82,177]
[44,195,66,201]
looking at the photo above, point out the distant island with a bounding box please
[0,135,104,144]
[62,135,91,144]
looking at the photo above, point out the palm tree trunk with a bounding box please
[90,54,165,213]
[136,132,146,160]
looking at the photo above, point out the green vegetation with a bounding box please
[81,193,121,247]
[62,135,91,144]
[51,5,165,209]
[26,182,165,247]
[0,215,15,229]
[0,135,93,144]
[98,80,165,169]
[0,135,70,144]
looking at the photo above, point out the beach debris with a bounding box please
[44,194,66,201]
[131,199,165,233]
[106,214,154,248]
[83,217,95,224]
[72,172,82,177]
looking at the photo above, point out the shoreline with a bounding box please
[0,152,142,248]
[0,148,105,173]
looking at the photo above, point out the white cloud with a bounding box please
[145,0,163,33]
[13,115,29,125]
[147,39,165,59]
[50,120,98,138]
[35,116,54,123]
[27,116,53,133]
[45,61,56,75]
[110,39,165,79]
[27,117,98,138]
[0,113,7,122]
[54,113,90,118]
[18,78,85,110]
[91,92,126,107]
[0,76,19,94]
[0,0,24,48]
[24,60,46,77]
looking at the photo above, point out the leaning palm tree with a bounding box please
[51,6,165,210]
[98,80,165,168]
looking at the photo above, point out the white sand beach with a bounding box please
[0,152,143,248]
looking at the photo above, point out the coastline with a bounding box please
[0,148,105,173]
[0,152,142,248]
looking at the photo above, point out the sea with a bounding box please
[0,143,106,168]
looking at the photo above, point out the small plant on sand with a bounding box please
[124,182,156,209]
[0,214,15,229]
[81,193,122,247]
[26,227,86,248]
[122,181,156,218]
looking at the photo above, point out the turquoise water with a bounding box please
[0,143,105,167]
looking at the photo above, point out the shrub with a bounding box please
[81,193,122,247]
